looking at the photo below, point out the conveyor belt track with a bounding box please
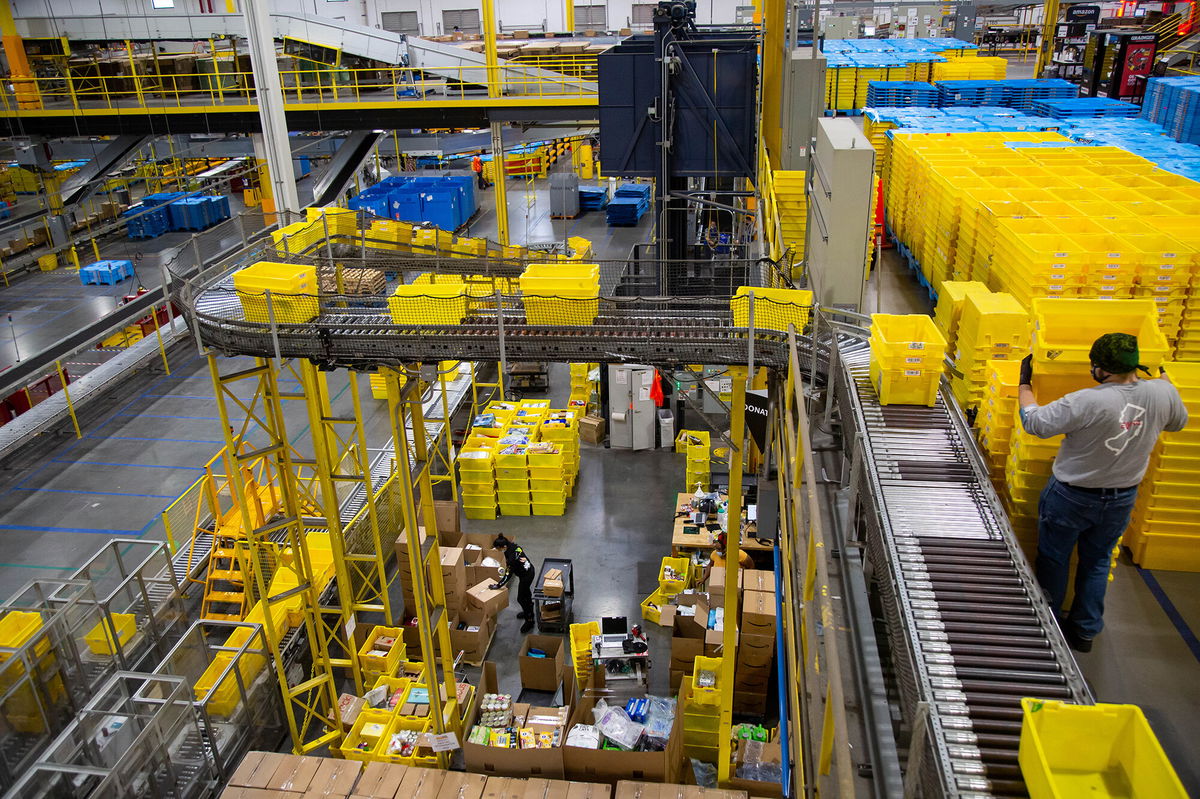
[837,345,1091,798]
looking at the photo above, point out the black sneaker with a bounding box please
[1065,627,1094,654]
[521,620,535,633]
[516,612,529,620]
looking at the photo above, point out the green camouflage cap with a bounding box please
[1089,333,1147,375]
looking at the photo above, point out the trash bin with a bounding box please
[658,408,675,449]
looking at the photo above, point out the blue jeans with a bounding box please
[1035,475,1137,639]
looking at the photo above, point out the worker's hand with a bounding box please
[1019,354,1034,387]
[488,583,501,591]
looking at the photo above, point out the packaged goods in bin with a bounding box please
[1018,698,1187,799]
[387,283,468,325]
[691,656,722,706]
[731,286,814,333]
[233,261,318,324]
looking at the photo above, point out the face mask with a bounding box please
[1091,365,1107,384]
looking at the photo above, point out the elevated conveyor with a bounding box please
[833,338,1092,797]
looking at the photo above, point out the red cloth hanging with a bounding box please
[650,369,664,407]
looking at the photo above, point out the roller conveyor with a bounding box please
[836,344,1092,798]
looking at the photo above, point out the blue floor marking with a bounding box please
[0,523,144,535]
[14,487,178,499]
[50,459,204,471]
[1136,566,1200,664]
[84,435,226,444]
[115,413,224,421]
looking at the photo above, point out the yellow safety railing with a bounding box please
[0,57,599,113]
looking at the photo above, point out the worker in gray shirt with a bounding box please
[1018,332,1188,653]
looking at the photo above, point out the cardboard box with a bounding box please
[524,778,571,799]
[269,754,322,792]
[669,636,704,672]
[671,594,710,640]
[463,532,513,584]
[737,633,775,670]
[464,663,569,779]
[481,777,526,799]
[435,499,461,536]
[707,567,744,599]
[566,783,613,799]
[398,767,445,799]
[350,761,409,799]
[394,527,429,574]
[740,591,776,636]
[733,670,770,694]
[220,789,302,799]
[442,546,468,608]
[519,634,566,692]
[452,607,496,663]
[437,772,487,799]
[333,692,365,732]
[727,740,785,799]
[742,569,774,593]
[514,30,531,38]
[542,568,564,597]
[466,579,510,617]
[240,753,290,789]
[731,690,768,715]
[579,416,605,445]
[668,668,687,694]
[563,693,683,785]
[309,758,362,795]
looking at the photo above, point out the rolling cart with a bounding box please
[533,557,573,633]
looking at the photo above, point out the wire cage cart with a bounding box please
[532,558,573,634]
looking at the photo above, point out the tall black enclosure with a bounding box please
[597,32,758,178]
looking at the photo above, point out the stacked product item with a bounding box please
[568,362,599,414]
[606,183,651,226]
[931,57,1007,82]
[677,430,711,491]
[866,80,938,108]
[948,291,1028,413]
[519,262,601,325]
[681,656,724,763]
[1142,76,1200,146]
[348,175,478,231]
[579,185,609,211]
[868,314,947,407]
[639,556,692,626]
[1124,362,1200,569]
[822,38,978,112]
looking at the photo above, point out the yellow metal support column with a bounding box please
[718,365,748,783]
[481,0,511,246]
[1035,0,1061,78]
[298,362,375,694]
[565,0,575,33]
[384,367,461,762]
[0,0,41,109]
[208,355,342,753]
[760,0,786,169]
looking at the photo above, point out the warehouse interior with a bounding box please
[0,0,1198,797]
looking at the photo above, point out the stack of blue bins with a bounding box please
[1002,78,1078,112]
[1141,77,1200,145]
[347,175,479,231]
[866,82,938,108]
[579,186,608,211]
[606,183,651,226]
[1030,97,1141,119]
[936,80,1009,108]
[166,195,232,231]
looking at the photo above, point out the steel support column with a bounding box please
[491,123,511,246]
[1035,0,1061,78]
[0,0,40,109]
[243,0,300,215]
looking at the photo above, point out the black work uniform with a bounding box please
[497,544,536,619]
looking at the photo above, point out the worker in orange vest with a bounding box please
[472,154,489,189]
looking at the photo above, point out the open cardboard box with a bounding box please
[452,607,497,663]
[562,691,683,785]
[463,532,514,584]
[520,634,567,692]
[726,739,785,798]
[464,661,574,779]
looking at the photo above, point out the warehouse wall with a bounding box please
[13,0,746,38]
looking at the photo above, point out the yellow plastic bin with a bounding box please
[1032,298,1169,373]
[387,284,468,325]
[232,261,319,324]
[83,613,137,656]
[690,656,723,706]
[1019,698,1187,799]
[730,286,814,334]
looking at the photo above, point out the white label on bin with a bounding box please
[1054,252,1068,258]
[1052,263,1067,269]
[904,370,921,376]
[1165,252,1177,258]
[1049,285,1063,291]
[1161,264,1175,270]
[995,342,1010,348]
[1159,275,1172,282]
[1108,252,1121,259]
[908,342,925,350]
[430,732,460,752]
[906,357,921,364]
[1050,273,1065,280]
